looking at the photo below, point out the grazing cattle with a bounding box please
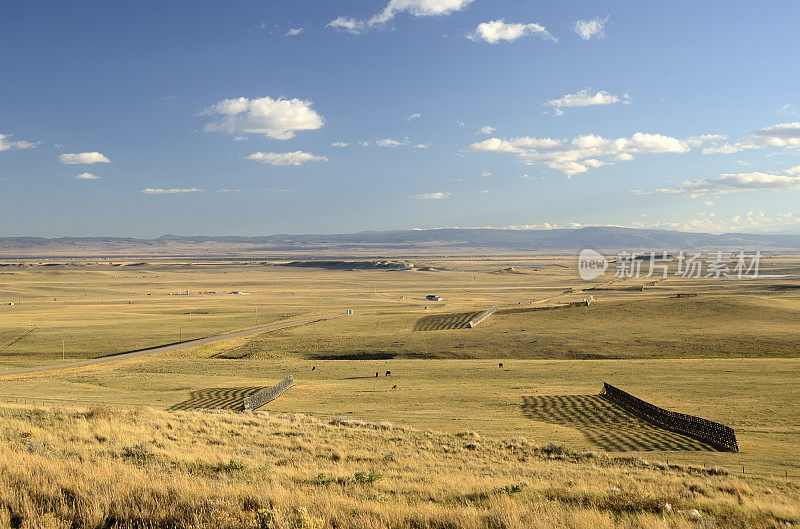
[391,384,397,390]
[311,366,316,371]
[499,363,503,368]
[385,371,391,376]
[375,372,379,377]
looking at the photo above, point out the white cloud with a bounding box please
[574,17,609,40]
[671,210,800,233]
[415,142,431,149]
[481,171,492,177]
[359,141,371,147]
[686,134,727,147]
[751,122,800,148]
[376,138,409,147]
[74,172,101,180]
[370,0,474,25]
[479,126,495,135]
[702,142,760,154]
[331,141,349,147]
[141,187,204,194]
[286,27,303,36]
[407,113,421,121]
[648,171,800,198]
[545,89,629,114]
[328,0,473,34]
[0,133,37,152]
[480,189,488,194]
[466,132,690,176]
[59,152,110,164]
[785,165,800,174]
[217,188,240,193]
[469,20,556,44]
[202,96,323,140]
[411,191,451,199]
[246,151,328,166]
[326,17,366,34]
[703,122,800,155]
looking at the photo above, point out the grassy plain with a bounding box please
[1,256,799,526]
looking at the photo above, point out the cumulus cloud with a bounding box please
[468,20,556,44]
[415,142,431,149]
[246,151,328,166]
[376,138,409,147]
[285,27,303,36]
[751,122,800,148]
[407,113,421,121]
[411,191,451,199]
[141,187,204,194]
[574,17,609,40]
[59,152,110,164]
[785,165,800,174]
[479,126,495,135]
[74,172,101,180]
[545,89,629,115]
[216,188,240,193]
[466,132,691,176]
[202,96,323,140]
[703,122,800,154]
[331,141,349,147]
[645,171,800,198]
[0,133,37,152]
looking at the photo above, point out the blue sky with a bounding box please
[1,0,799,237]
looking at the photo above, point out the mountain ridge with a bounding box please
[2,227,800,257]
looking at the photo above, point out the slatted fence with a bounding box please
[242,376,294,412]
[600,382,738,452]
[468,305,498,328]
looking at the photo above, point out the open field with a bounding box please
[2,403,799,529]
[3,356,799,479]
[1,256,799,526]
[2,256,800,368]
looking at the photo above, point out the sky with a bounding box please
[1,0,800,237]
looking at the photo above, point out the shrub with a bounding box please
[354,470,382,484]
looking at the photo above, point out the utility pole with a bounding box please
[179,324,182,342]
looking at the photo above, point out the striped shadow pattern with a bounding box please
[414,312,483,331]
[169,387,268,411]
[522,394,716,452]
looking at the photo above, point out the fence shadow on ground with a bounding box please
[521,395,716,452]
[169,387,268,411]
[414,312,482,331]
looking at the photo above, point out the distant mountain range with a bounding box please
[2,227,800,257]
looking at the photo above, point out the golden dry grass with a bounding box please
[1,403,798,529]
